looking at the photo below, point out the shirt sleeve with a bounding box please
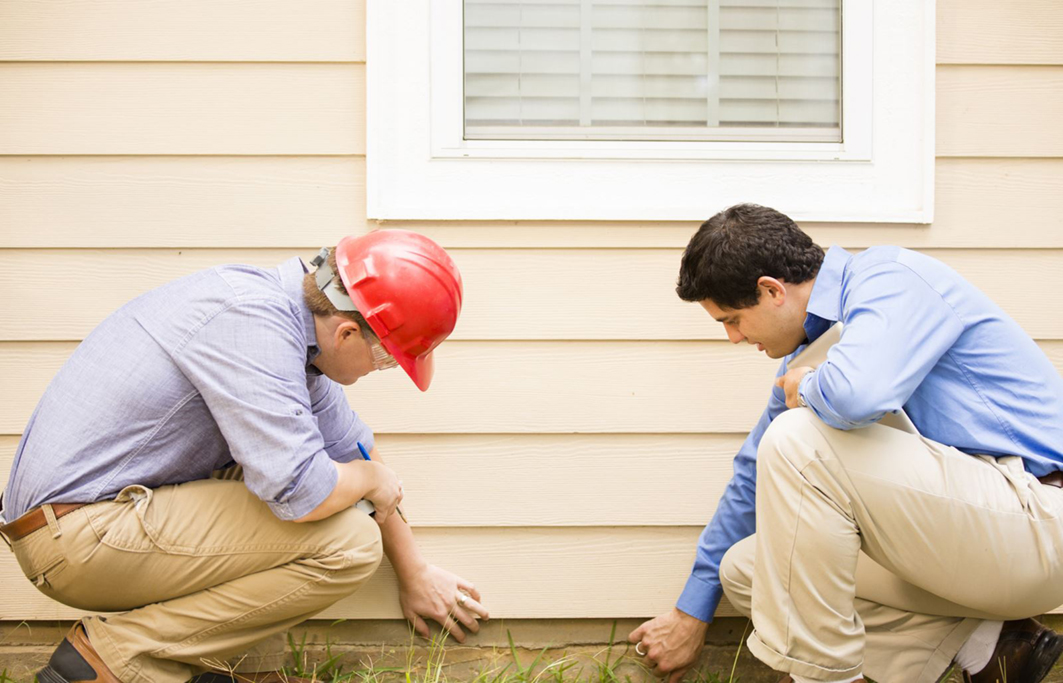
[171,297,338,521]
[798,263,966,430]
[307,374,375,462]
[676,360,789,622]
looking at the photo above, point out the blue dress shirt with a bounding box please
[677,245,1063,621]
[2,258,374,523]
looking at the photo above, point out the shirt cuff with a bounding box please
[267,450,339,521]
[797,371,814,409]
[676,572,723,622]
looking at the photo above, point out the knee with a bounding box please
[756,408,822,475]
[719,537,756,616]
[718,539,752,599]
[316,507,384,577]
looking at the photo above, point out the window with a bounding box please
[463,0,842,144]
[367,0,934,222]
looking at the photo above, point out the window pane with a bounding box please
[464,0,842,142]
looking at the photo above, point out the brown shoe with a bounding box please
[191,672,314,682]
[37,622,122,683]
[964,618,1063,683]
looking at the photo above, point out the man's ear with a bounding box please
[336,320,362,344]
[757,276,787,305]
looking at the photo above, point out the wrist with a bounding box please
[673,607,709,632]
[395,556,429,584]
[359,460,381,499]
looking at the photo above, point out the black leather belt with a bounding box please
[1039,471,1063,488]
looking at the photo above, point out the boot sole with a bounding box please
[36,668,73,683]
[1021,628,1063,683]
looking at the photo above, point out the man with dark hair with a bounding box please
[629,204,1063,683]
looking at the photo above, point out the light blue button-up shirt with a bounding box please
[2,258,374,523]
[676,245,1063,621]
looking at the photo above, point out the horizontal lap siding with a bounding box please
[3,0,1063,623]
[0,248,1062,340]
[5,340,1063,436]
[0,527,717,620]
[0,0,366,62]
[0,64,367,155]
[0,158,1062,249]
[0,434,742,527]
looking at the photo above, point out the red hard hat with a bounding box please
[333,230,463,391]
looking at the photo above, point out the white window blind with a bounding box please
[464,0,841,142]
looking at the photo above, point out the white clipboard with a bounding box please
[791,324,919,435]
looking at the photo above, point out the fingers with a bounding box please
[456,577,482,603]
[775,376,786,388]
[668,667,690,683]
[440,614,466,643]
[628,622,646,644]
[451,605,480,634]
[458,594,490,621]
[407,614,430,639]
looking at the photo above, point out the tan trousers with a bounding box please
[9,478,383,683]
[719,408,1063,683]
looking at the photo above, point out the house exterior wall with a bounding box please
[1,0,1063,622]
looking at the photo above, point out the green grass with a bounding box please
[0,621,971,683]
[274,620,673,683]
[172,620,737,683]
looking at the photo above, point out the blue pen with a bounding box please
[358,442,408,523]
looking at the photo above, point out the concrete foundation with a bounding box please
[3,617,1063,682]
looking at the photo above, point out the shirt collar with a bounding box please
[277,257,323,374]
[802,245,851,341]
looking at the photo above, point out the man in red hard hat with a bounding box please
[1,230,487,683]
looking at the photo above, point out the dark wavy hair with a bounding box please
[676,204,824,309]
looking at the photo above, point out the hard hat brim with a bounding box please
[390,345,434,392]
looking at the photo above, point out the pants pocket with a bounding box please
[85,485,165,553]
[115,483,196,554]
[11,528,69,591]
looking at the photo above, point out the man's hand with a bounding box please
[775,365,814,409]
[399,564,489,644]
[365,461,403,525]
[628,608,709,682]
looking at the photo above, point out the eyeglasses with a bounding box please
[370,339,399,372]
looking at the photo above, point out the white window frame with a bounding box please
[367,0,936,223]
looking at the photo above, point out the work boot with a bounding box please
[964,618,1063,683]
[36,621,122,683]
[190,672,314,682]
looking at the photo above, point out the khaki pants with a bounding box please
[719,408,1063,683]
[9,478,383,683]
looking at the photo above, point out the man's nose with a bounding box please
[724,324,744,344]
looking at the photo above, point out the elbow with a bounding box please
[291,497,336,523]
[815,392,893,430]
[292,510,321,523]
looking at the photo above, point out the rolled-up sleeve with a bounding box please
[171,297,339,520]
[307,374,375,462]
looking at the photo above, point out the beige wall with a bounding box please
[2,0,1063,621]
